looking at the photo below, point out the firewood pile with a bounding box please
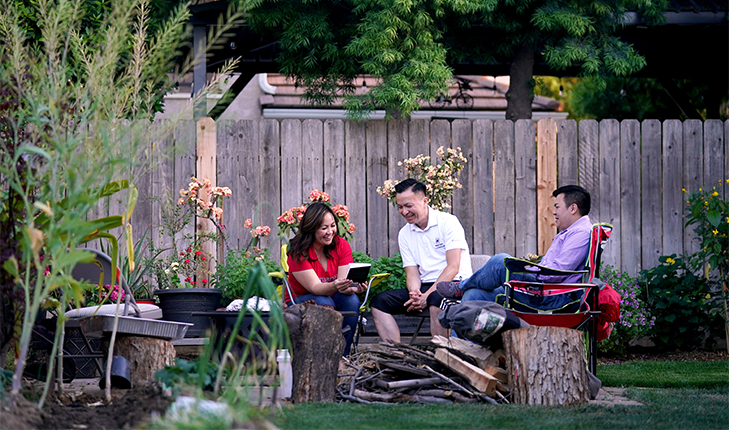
[337,336,510,404]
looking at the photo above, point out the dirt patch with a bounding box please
[2,384,173,430]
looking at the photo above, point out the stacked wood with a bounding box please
[503,326,591,406]
[337,340,510,404]
[283,303,345,403]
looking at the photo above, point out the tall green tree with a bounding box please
[245,0,667,119]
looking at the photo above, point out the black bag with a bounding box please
[438,300,529,348]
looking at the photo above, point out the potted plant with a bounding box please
[150,177,231,337]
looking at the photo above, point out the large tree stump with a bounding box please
[104,336,176,387]
[283,303,344,403]
[503,326,591,406]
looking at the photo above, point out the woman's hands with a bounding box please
[333,277,354,293]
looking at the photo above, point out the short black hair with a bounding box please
[553,185,591,216]
[394,178,427,196]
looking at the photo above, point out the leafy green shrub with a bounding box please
[598,264,655,355]
[213,249,280,301]
[363,253,407,306]
[640,255,723,350]
[352,251,373,264]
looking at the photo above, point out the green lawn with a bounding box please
[269,360,729,430]
[598,360,729,389]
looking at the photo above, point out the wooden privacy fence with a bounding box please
[123,117,728,278]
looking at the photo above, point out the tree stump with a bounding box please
[283,303,344,403]
[104,336,176,387]
[502,326,591,406]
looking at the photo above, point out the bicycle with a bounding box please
[428,77,474,109]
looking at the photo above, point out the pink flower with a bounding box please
[244,219,253,228]
[348,223,356,233]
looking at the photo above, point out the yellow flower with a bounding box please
[712,191,718,197]
[712,229,718,236]
[682,188,686,193]
[666,257,676,265]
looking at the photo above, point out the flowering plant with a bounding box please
[640,254,723,350]
[684,180,729,352]
[151,177,232,289]
[377,146,467,211]
[277,189,356,242]
[597,264,655,355]
[84,284,126,307]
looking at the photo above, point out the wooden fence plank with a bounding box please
[216,120,244,251]
[641,120,663,268]
[598,119,620,268]
[682,120,703,255]
[493,120,515,256]
[452,119,474,247]
[703,120,724,195]
[472,119,495,256]
[536,118,555,255]
[620,120,641,276]
[366,121,389,258]
[324,119,346,206]
[260,119,281,259]
[662,120,683,257]
[516,119,537,257]
[345,121,368,253]
[302,119,324,195]
[578,120,599,218]
[281,119,303,214]
[430,120,451,162]
[408,119,430,158]
[387,120,408,255]
[557,120,578,187]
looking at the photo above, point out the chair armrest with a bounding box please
[360,273,390,308]
[504,257,588,280]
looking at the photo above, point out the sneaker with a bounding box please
[437,281,464,299]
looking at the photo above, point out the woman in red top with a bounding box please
[286,202,365,356]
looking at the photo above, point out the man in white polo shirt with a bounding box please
[370,179,472,342]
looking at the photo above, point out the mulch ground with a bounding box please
[599,349,728,365]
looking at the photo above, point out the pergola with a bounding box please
[187,0,728,119]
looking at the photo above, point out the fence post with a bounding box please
[196,117,219,276]
[537,118,557,255]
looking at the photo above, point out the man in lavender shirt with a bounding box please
[437,185,592,306]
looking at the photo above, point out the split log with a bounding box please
[373,377,443,390]
[434,348,497,396]
[431,335,507,382]
[105,336,175,387]
[431,335,497,368]
[502,326,591,406]
[353,389,451,404]
[283,303,345,403]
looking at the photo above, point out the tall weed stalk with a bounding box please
[0,0,248,408]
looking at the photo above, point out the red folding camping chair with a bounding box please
[500,223,613,375]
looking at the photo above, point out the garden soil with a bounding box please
[2,384,173,430]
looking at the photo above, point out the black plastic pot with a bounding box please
[154,288,222,337]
